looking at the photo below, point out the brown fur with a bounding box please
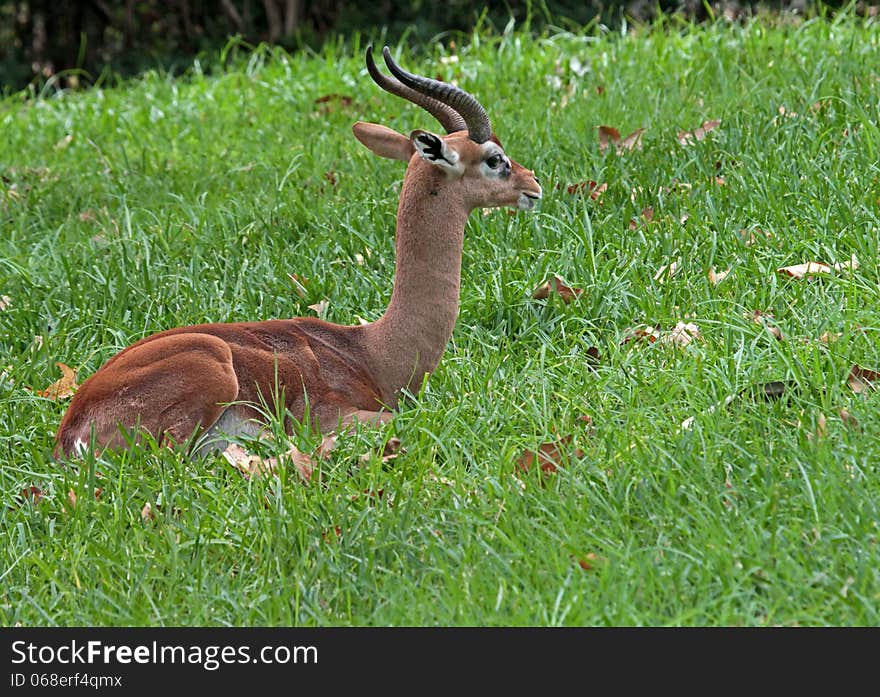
[55,112,540,458]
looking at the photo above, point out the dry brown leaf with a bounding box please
[576,553,601,571]
[34,362,78,400]
[67,489,77,507]
[766,325,784,341]
[819,331,841,344]
[516,435,583,476]
[597,125,621,153]
[54,134,74,150]
[816,413,827,439]
[621,325,660,344]
[532,274,583,304]
[0,295,10,310]
[653,259,680,283]
[661,321,701,347]
[380,437,403,463]
[677,119,721,145]
[737,228,773,246]
[832,254,859,272]
[313,93,353,113]
[307,299,329,316]
[777,262,831,279]
[274,444,314,481]
[839,409,858,429]
[359,437,405,466]
[559,180,607,200]
[316,434,338,460]
[619,128,645,152]
[599,125,644,154]
[287,273,309,297]
[19,485,44,504]
[747,310,783,341]
[707,267,731,286]
[222,442,270,478]
[141,501,155,522]
[847,364,880,394]
[629,206,654,230]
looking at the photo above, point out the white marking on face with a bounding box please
[73,438,88,455]
[479,143,510,179]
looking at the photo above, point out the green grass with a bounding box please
[2,14,880,626]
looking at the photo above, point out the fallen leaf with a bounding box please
[273,444,314,481]
[677,119,721,145]
[597,125,621,153]
[54,134,74,150]
[832,254,859,272]
[222,442,270,478]
[316,434,338,460]
[314,94,353,112]
[777,262,831,279]
[532,274,583,303]
[839,409,858,429]
[308,299,329,316]
[738,228,773,246]
[747,310,783,341]
[559,180,607,200]
[0,295,10,310]
[847,364,880,394]
[322,526,343,543]
[94,487,103,499]
[598,126,644,154]
[619,128,645,152]
[380,437,403,463]
[288,273,308,298]
[19,485,44,504]
[621,325,660,344]
[707,267,731,286]
[34,362,78,400]
[67,489,77,507]
[629,206,654,230]
[516,435,583,476]
[661,321,701,347]
[359,437,405,466]
[816,413,827,439]
[141,502,155,522]
[585,347,600,371]
[765,325,784,341]
[819,331,841,344]
[653,259,680,283]
[323,170,338,187]
[576,553,601,571]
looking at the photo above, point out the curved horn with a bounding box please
[365,46,466,135]
[381,46,492,144]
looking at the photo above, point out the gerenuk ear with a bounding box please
[410,130,462,173]
[352,122,414,161]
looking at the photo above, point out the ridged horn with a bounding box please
[380,46,492,144]
[365,45,466,135]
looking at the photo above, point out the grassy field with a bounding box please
[1,14,879,626]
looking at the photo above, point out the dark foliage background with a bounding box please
[0,0,855,91]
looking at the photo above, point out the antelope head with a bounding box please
[352,46,542,212]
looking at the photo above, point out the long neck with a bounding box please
[361,161,471,404]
